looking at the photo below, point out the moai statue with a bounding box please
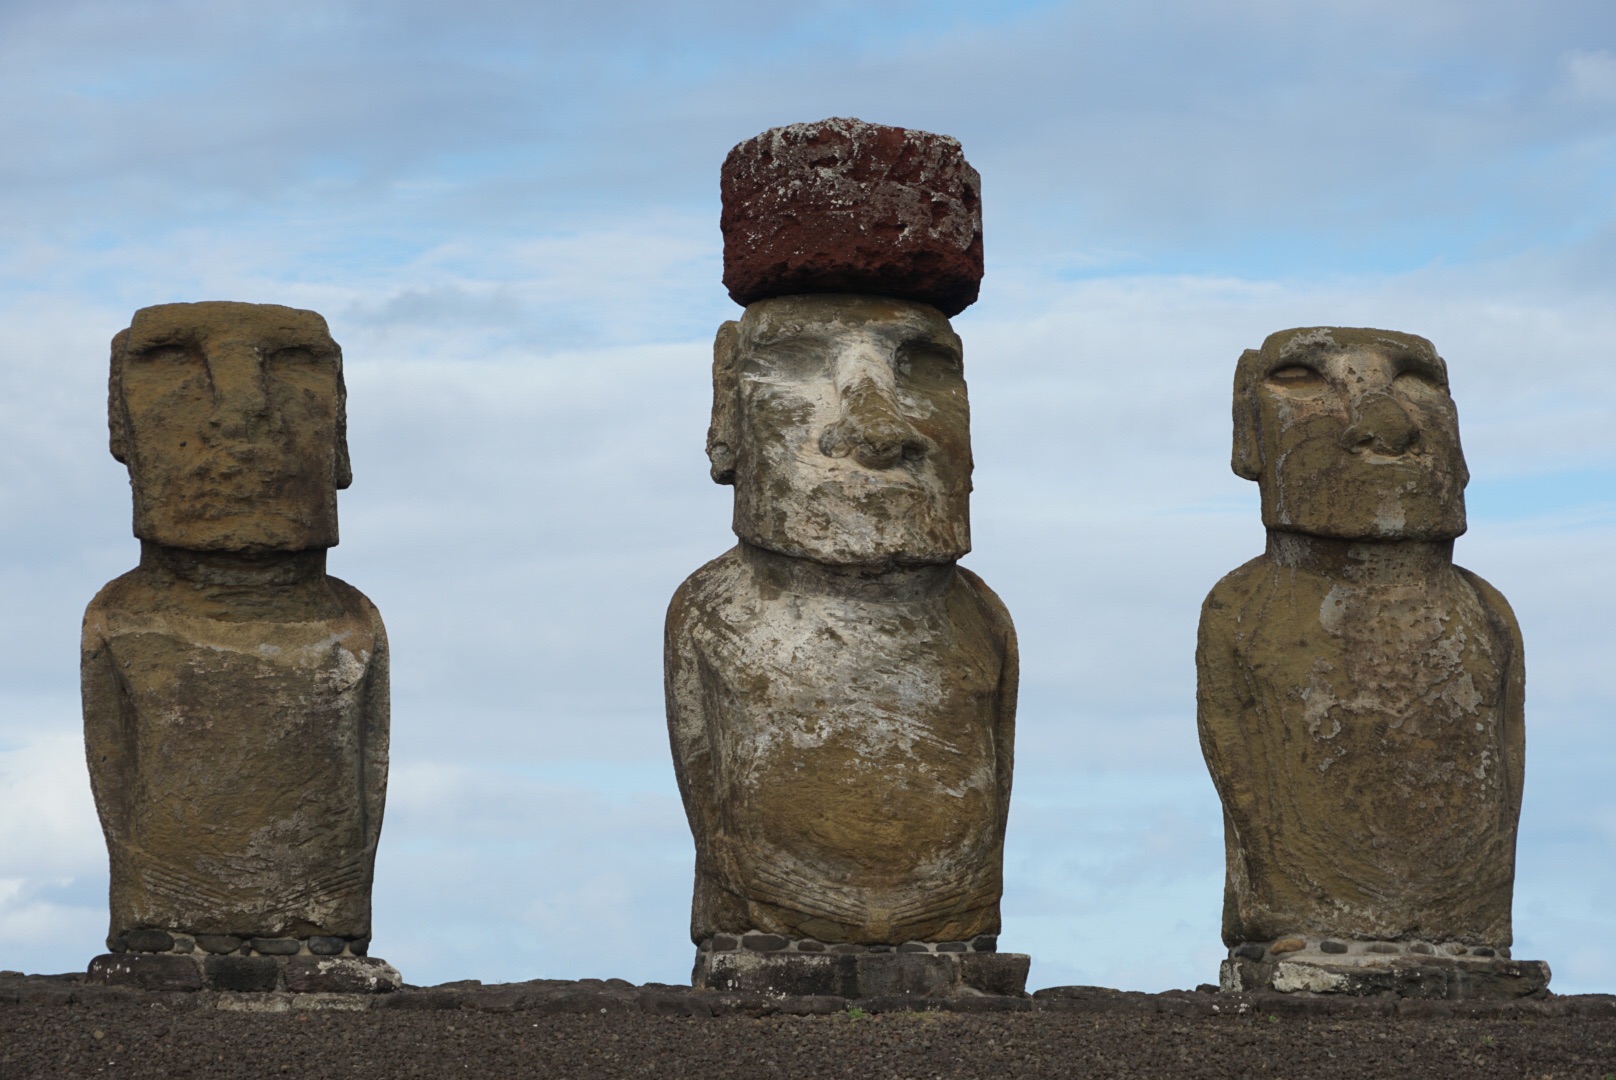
[666,118,1026,1000]
[1198,327,1548,999]
[82,302,399,994]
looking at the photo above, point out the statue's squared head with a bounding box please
[1232,327,1468,542]
[706,293,973,568]
[109,301,350,553]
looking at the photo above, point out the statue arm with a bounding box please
[1196,575,1261,833]
[664,576,717,849]
[1459,568,1527,821]
[1196,574,1261,945]
[956,567,1017,831]
[80,597,131,853]
[361,601,391,856]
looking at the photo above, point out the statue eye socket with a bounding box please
[897,343,962,381]
[131,344,194,364]
[268,346,320,365]
[1267,365,1323,386]
[1393,368,1444,393]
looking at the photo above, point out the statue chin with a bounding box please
[734,494,970,569]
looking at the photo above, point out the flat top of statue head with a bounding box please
[119,301,337,355]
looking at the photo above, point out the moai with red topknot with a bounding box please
[666,119,1025,998]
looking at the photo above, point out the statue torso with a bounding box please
[84,568,384,936]
[673,548,1010,943]
[1205,553,1520,942]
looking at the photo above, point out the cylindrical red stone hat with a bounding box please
[720,117,983,317]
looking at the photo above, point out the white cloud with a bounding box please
[1562,49,1616,104]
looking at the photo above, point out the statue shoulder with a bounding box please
[1201,555,1269,619]
[82,566,159,641]
[324,575,387,633]
[667,546,749,637]
[952,564,1015,642]
[1452,564,1523,642]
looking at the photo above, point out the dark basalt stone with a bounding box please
[692,950,1030,999]
[740,934,788,952]
[123,929,175,953]
[195,935,243,955]
[251,937,300,956]
[308,936,346,956]
[87,953,202,992]
[204,955,280,992]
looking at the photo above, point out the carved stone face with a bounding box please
[1233,328,1467,541]
[110,302,349,552]
[708,294,972,567]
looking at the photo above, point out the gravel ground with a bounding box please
[4,983,1616,1080]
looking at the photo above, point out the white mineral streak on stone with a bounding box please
[1273,962,1351,993]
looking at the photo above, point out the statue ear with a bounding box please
[333,361,353,490]
[108,329,131,465]
[1231,348,1262,481]
[706,321,741,485]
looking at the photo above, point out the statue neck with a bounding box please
[141,542,328,588]
[1266,530,1453,585]
[739,541,953,602]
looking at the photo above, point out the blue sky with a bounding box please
[2,0,1614,993]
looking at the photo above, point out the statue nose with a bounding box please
[1342,392,1419,456]
[819,379,932,470]
[206,345,268,439]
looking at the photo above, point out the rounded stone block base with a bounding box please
[1220,955,1550,1000]
[87,953,402,994]
[692,949,1029,998]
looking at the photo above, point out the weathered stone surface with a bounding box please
[283,957,402,994]
[1221,955,1550,1001]
[251,937,301,956]
[740,933,789,952]
[958,953,1033,997]
[123,928,174,953]
[720,119,982,317]
[692,951,1029,999]
[204,955,280,992]
[1199,328,1532,987]
[87,953,203,992]
[195,934,243,955]
[83,303,390,959]
[308,936,346,956]
[670,293,1016,953]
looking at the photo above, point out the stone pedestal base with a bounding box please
[1220,953,1550,1001]
[87,953,402,994]
[693,949,1029,998]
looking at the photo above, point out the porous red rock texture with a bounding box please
[720,118,983,316]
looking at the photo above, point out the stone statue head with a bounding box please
[108,301,350,552]
[1232,327,1467,541]
[709,119,984,569]
[706,293,972,567]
